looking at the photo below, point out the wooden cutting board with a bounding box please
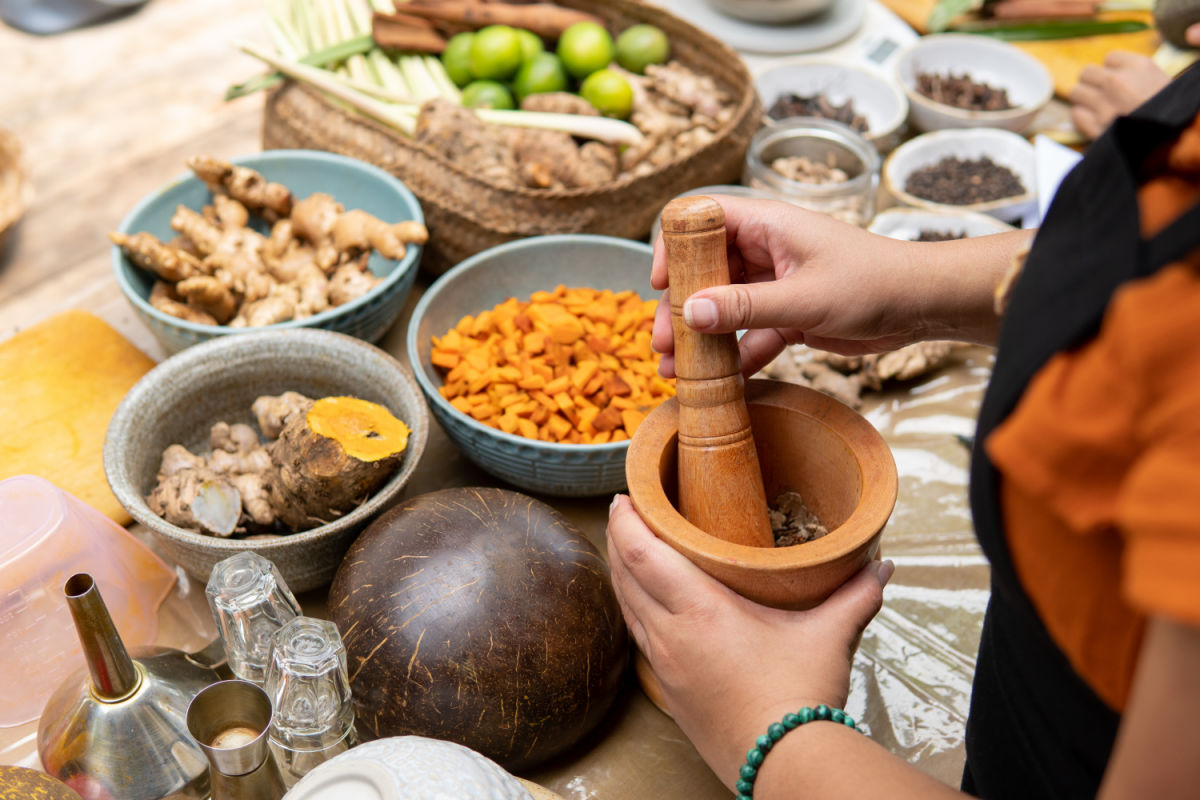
[879,0,1160,99]
[0,311,156,524]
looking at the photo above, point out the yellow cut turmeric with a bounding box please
[431,286,675,444]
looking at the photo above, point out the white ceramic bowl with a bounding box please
[757,57,909,152]
[868,207,1015,240]
[705,0,834,23]
[894,34,1053,133]
[883,128,1036,222]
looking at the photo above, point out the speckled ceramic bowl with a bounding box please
[104,329,430,591]
[406,235,656,497]
[112,149,424,354]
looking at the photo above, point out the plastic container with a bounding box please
[743,119,880,227]
[0,475,175,727]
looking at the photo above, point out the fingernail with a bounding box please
[609,494,621,514]
[683,297,717,329]
[877,560,895,587]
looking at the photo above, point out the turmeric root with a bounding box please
[263,396,411,530]
[147,393,409,536]
[186,155,294,221]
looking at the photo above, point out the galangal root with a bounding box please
[147,393,411,537]
[111,156,429,328]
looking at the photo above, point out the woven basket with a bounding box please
[0,127,31,251]
[262,0,762,274]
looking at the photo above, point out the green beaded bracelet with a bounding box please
[734,705,862,799]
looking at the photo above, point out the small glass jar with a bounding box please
[743,119,880,228]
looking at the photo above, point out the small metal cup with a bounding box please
[206,553,301,684]
[264,617,357,787]
[187,680,286,800]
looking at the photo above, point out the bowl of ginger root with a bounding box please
[111,149,427,354]
[104,327,429,592]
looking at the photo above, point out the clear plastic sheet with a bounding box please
[2,341,995,799]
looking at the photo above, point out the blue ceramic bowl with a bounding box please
[406,235,657,497]
[112,149,423,354]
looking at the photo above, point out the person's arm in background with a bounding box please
[1069,25,1200,140]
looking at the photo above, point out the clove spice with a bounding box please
[915,70,1013,111]
[904,156,1026,205]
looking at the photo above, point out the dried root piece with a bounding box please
[149,281,219,325]
[331,208,428,261]
[252,392,314,439]
[519,92,599,117]
[176,275,237,324]
[110,231,203,283]
[328,260,381,307]
[186,155,294,220]
[146,445,242,537]
[263,396,411,530]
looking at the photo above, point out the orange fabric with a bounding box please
[984,112,1200,712]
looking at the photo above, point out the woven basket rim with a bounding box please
[0,126,31,233]
[283,0,758,201]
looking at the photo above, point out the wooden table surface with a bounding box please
[0,2,991,796]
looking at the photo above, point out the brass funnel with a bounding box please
[37,573,226,800]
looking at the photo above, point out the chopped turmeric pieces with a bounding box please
[431,286,674,444]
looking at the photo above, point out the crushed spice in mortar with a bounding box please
[769,491,829,546]
[914,229,967,242]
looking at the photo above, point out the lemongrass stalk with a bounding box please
[301,0,330,51]
[368,0,396,12]
[399,54,441,102]
[346,0,373,35]
[239,41,419,136]
[370,49,412,94]
[330,0,358,41]
[225,32,376,99]
[267,0,305,59]
[476,108,644,145]
[424,55,461,104]
[332,70,417,103]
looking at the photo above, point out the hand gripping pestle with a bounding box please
[660,196,775,548]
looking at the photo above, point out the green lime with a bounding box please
[615,24,670,74]
[462,80,516,110]
[515,28,545,64]
[441,32,475,87]
[512,52,570,101]
[556,21,615,80]
[579,68,633,119]
[469,25,523,81]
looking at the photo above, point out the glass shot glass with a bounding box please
[205,552,302,685]
[263,616,358,787]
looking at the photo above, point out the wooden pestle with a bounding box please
[661,196,776,548]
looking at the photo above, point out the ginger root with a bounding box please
[146,393,410,536]
[113,155,429,329]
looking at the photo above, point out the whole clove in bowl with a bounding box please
[756,57,909,153]
[893,35,1052,133]
[883,128,1036,222]
[743,119,881,227]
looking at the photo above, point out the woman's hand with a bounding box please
[649,196,1029,378]
[1069,51,1173,140]
[606,494,893,788]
